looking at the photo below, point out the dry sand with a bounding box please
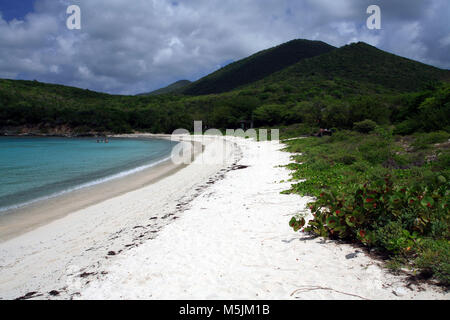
[0,135,238,299]
[0,135,448,300]
[77,137,448,300]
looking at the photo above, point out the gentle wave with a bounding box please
[0,155,172,214]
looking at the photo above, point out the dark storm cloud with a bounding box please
[0,0,448,94]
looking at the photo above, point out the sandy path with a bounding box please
[78,137,448,300]
[0,135,240,300]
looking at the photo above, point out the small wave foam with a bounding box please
[0,155,172,214]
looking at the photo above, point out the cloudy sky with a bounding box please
[0,0,449,95]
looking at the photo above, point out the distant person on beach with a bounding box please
[313,128,333,137]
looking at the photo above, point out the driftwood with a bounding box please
[290,285,370,300]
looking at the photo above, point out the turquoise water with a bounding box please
[0,137,177,213]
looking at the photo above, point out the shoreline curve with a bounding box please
[0,135,201,242]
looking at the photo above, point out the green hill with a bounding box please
[138,80,192,96]
[0,78,189,134]
[252,42,450,93]
[182,39,336,95]
[1,40,449,135]
[1,40,449,285]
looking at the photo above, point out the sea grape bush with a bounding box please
[292,175,448,241]
[286,130,450,285]
[290,174,450,283]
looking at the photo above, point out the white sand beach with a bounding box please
[0,135,448,300]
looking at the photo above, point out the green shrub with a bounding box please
[375,221,416,254]
[412,131,450,150]
[434,152,450,171]
[290,173,449,283]
[286,132,450,285]
[353,119,377,133]
[280,123,319,138]
[415,239,450,285]
[253,104,284,126]
[394,119,421,135]
[351,161,370,172]
[417,85,450,132]
[358,138,391,164]
[338,155,357,165]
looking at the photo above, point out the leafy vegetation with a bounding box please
[138,80,192,96]
[286,128,450,285]
[0,79,196,134]
[353,119,377,133]
[0,37,449,286]
[1,41,448,136]
[253,42,450,93]
[182,39,335,95]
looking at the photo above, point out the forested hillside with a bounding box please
[138,80,192,96]
[182,39,336,95]
[1,40,449,135]
[252,42,449,92]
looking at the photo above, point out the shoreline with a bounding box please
[0,135,197,242]
[0,135,447,300]
[0,135,240,299]
[78,137,448,300]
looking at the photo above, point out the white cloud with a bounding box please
[440,34,450,47]
[0,0,448,94]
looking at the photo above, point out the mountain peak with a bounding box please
[250,40,450,93]
[182,39,336,95]
[342,41,380,51]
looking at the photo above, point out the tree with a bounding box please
[253,104,284,126]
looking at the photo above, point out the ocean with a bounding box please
[0,137,177,213]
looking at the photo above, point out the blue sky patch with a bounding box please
[0,0,35,21]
